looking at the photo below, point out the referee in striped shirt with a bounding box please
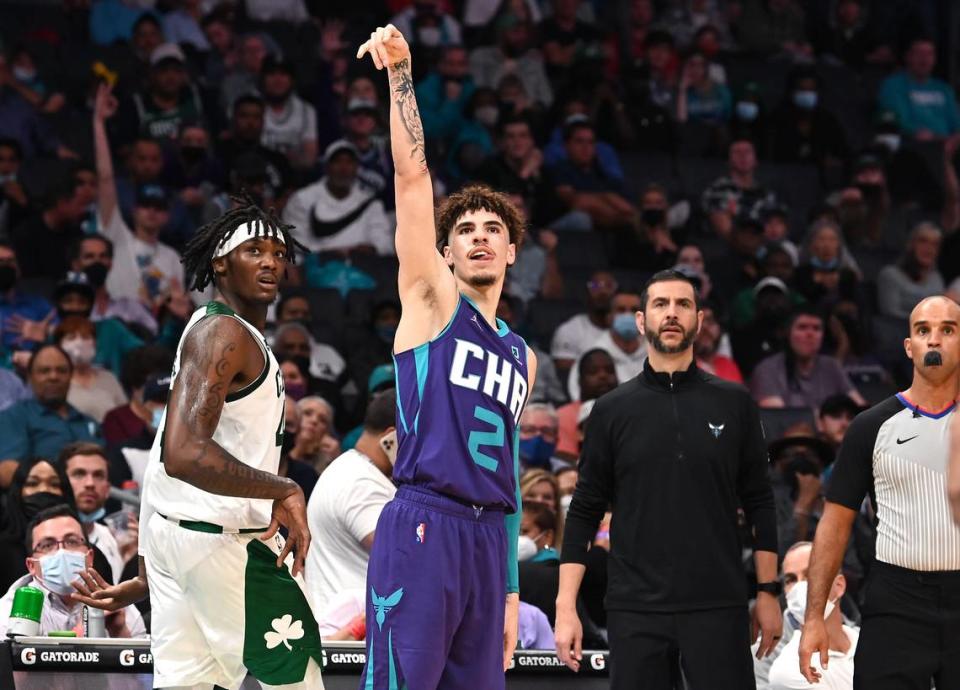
[799,296,960,688]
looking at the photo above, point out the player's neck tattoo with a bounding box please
[388,58,427,173]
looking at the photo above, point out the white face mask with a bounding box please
[518,535,538,561]
[62,338,96,366]
[785,580,836,626]
[475,105,499,127]
[418,26,441,47]
[560,494,573,516]
[379,429,398,466]
[875,133,901,152]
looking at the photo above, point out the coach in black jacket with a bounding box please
[555,269,781,690]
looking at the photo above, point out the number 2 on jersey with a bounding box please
[468,405,504,472]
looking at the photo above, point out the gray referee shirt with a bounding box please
[826,393,960,571]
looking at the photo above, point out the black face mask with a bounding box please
[180,146,206,166]
[264,90,290,106]
[57,307,92,320]
[856,183,884,204]
[641,208,666,227]
[0,264,17,291]
[84,262,109,289]
[22,491,66,520]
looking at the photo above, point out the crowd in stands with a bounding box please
[0,0,959,686]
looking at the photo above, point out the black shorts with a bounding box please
[607,606,754,690]
[855,561,960,690]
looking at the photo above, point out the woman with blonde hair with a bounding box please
[520,467,564,548]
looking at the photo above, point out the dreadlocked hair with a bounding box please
[181,192,307,291]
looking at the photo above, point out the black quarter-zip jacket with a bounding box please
[562,359,777,612]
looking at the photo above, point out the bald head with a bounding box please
[909,295,960,326]
[905,295,960,381]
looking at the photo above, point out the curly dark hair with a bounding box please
[435,183,526,250]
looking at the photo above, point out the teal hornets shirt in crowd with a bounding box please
[391,294,530,511]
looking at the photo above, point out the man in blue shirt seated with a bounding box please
[878,36,960,140]
[0,344,100,487]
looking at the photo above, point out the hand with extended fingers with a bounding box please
[356,24,410,70]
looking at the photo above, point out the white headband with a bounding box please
[213,220,286,259]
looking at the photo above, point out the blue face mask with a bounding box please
[810,256,839,271]
[151,407,165,430]
[612,312,639,340]
[376,325,397,343]
[736,101,759,121]
[793,90,818,110]
[78,507,106,524]
[37,549,87,596]
[519,436,556,468]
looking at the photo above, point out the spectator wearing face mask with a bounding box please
[272,320,346,411]
[391,0,462,53]
[104,372,169,489]
[305,389,397,627]
[730,82,770,156]
[771,69,848,171]
[627,184,682,271]
[793,219,861,311]
[518,404,563,472]
[567,290,647,400]
[101,347,174,447]
[346,300,400,397]
[0,504,146,638]
[759,542,856,690]
[51,273,144,377]
[68,235,157,336]
[54,316,127,423]
[731,276,795,377]
[0,458,76,590]
[0,345,100,486]
[60,442,129,584]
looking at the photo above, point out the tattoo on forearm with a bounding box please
[389,58,427,172]
[171,337,289,499]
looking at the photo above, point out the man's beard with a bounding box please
[467,272,497,288]
[646,321,696,354]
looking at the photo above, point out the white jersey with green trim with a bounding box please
[142,301,285,530]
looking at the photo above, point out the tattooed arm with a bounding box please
[162,316,311,573]
[358,25,457,350]
[163,317,295,499]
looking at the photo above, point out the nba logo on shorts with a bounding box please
[416,523,426,544]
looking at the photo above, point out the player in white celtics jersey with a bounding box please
[71,198,324,690]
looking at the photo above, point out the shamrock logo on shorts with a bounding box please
[264,614,305,651]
